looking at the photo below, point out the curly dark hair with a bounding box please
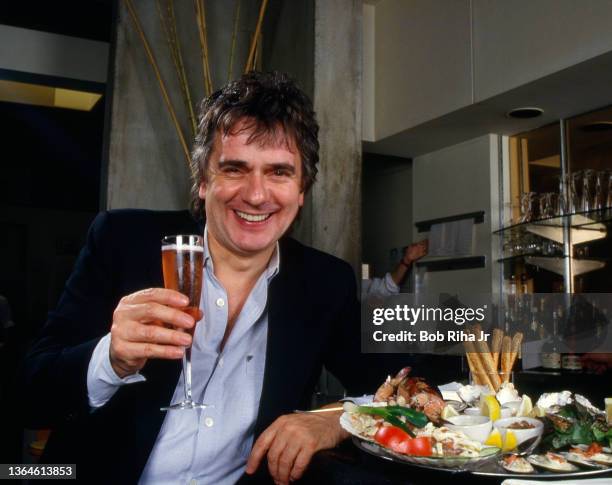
[189,71,319,218]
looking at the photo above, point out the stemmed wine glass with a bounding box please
[160,234,208,411]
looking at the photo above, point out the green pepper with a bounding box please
[355,405,429,437]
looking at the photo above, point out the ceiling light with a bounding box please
[506,107,544,119]
[0,79,102,111]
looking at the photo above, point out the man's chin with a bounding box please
[231,238,278,257]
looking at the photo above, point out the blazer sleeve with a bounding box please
[22,211,118,428]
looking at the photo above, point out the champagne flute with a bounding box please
[160,234,208,410]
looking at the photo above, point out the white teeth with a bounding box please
[235,210,271,222]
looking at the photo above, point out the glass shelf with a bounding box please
[497,254,607,276]
[495,208,612,234]
[494,208,612,245]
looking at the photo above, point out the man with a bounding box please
[23,72,391,484]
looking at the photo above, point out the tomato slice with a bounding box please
[374,425,412,449]
[405,436,433,456]
[374,427,433,457]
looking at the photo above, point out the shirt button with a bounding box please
[204,417,214,427]
[218,357,224,368]
[215,298,225,307]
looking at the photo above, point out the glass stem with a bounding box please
[183,347,192,402]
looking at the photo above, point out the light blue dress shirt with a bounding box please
[87,227,279,485]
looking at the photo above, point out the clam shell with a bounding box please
[500,455,535,474]
[527,453,579,472]
[561,452,606,469]
[575,443,612,455]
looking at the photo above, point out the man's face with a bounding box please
[199,120,304,258]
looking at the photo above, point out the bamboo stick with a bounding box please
[228,0,241,82]
[244,0,268,73]
[156,0,196,138]
[124,0,191,168]
[194,0,213,95]
[167,0,197,137]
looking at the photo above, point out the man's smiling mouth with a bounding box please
[234,210,272,222]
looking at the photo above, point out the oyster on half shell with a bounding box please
[501,454,535,474]
[527,452,579,472]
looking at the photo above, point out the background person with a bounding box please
[362,240,428,298]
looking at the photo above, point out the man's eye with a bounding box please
[222,166,241,174]
[273,168,291,177]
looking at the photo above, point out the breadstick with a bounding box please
[464,349,484,385]
[491,328,504,371]
[464,341,495,391]
[471,325,502,391]
[507,332,524,381]
[501,335,512,382]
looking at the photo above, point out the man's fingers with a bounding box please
[246,422,281,474]
[290,447,313,482]
[121,288,189,307]
[274,441,301,485]
[126,321,192,346]
[126,302,195,329]
[122,341,184,361]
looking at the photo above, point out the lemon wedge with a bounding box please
[503,430,518,452]
[441,404,460,420]
[485,428,502,448]
[518,395,533,417]
[480,395,501,421]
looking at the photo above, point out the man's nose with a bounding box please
[242,172,267,206]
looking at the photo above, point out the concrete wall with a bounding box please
[311,0,362,272]
[412,134,501,294]
[362,3,375,142]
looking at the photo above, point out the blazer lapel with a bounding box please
[254,239,315,437]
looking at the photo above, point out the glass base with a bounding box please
[160,400,211,411]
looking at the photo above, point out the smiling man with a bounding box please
[23,72,382,485]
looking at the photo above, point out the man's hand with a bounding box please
[404,240,428,264]
[246,410,349,484]
[109,288,197,377]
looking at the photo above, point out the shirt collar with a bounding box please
[203,225,280,282]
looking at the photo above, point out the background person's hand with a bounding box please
[245,409,348,485]
[109,288,198,377]
[404,239,428,264]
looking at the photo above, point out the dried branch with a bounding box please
[227,0,241,82]
[194,0,213,95]
[244,0,268,73]
[123,0,191,168]
[167,0,197,136]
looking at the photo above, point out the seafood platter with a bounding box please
[341,329,612,477]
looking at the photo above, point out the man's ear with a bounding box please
[198,182,207,200]
[298,191,304,207]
